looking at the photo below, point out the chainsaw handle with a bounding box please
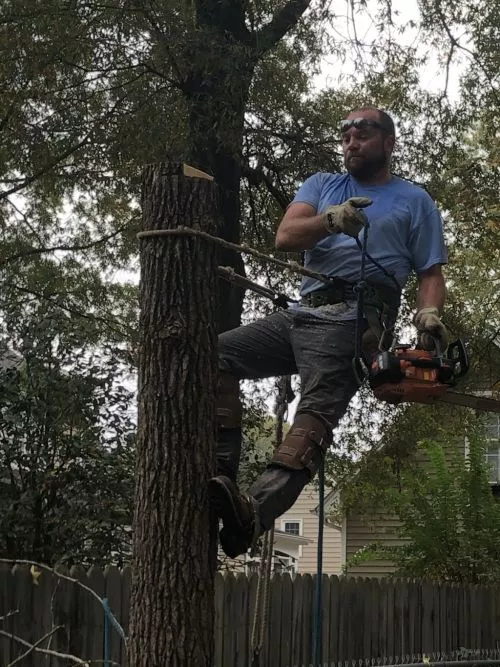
[447,339,469,378]
[417,333,444,356]
[408,357,443,369]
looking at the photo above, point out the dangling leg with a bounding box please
[211,314,360,558]
[211,311,297,554]
[210,411,331,558]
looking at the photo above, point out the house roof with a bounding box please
[273,529,311,547]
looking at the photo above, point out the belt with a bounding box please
[301,282,355,307]
[301,280,400,310]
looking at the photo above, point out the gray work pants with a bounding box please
[218,308,360,532]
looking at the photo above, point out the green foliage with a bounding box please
[347,425,500,583]
[0,298,135,566]
[0,0,499,565]
[328,402,476,520]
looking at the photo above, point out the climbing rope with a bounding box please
[249,375,290,666]
[137,226,334,285]
[250,525,274,667]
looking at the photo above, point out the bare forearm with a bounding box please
[275,214,329,251]
[416,271,446,312]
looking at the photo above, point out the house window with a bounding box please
[282,520,301,536]
[486,415,500,484]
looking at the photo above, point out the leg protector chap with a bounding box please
[269,412,330,478]
[217,371,242,429]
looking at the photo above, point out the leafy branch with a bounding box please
[0,220,138,267]
[256,0,316,54]
[2,281,134,337]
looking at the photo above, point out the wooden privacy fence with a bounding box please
[2,564,500,666]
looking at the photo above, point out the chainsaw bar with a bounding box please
[433,390,500,414]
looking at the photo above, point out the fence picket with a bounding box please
[234,573,249,667]
[87,566,105,662]
[51,565,73,667]
[291,573,303,665]
[300,573,313,666]
[328,575,340,665]
[421,580,434,654]
[223,571,236,666]
[11,564,34,665]
[407,580,419,656]
[280,572,293,667]
[214,571,225,666]
[267,574,283,667]
[120,564,131,660]
[104,565,123,665]
[0,564,15,665]
[321,573,331,664]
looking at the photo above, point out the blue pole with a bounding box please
[313,459,325,667]
[103,597,110,667]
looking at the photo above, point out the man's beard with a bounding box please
[345,152,388,179]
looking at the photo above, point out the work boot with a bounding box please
[208,475,260,558]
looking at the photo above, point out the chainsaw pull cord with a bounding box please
[352,221,370,385]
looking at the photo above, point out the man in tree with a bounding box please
[209,107,449,558]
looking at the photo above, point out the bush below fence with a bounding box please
[1,565,500,666]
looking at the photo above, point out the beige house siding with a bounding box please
[343,510,402,577]
[277,483,342,574]
[343,438,468,578]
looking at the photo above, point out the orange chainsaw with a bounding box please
[369,339,500,413]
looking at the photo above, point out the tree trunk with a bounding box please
[185,47,256,334]
[129,162,218,667]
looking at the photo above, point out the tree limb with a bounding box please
[0,136,90,201]
[0,220,137,267]
[0,93,128,201]
[432,3,499,104]
[255,0,313,54]
[194,0,251,45]
[0,628,90,665]
[7,625,64,667]
[241,163,291,210]
[0,610,19,623]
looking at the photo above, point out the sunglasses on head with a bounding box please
[340,118,386,133]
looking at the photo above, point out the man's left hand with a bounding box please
[413,307,448,352]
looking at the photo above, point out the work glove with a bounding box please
[323,197,372,237]
[413,306,449,352]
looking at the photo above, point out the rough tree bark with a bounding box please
[129,163,218,667]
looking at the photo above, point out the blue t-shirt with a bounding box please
[292,172,448,296]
